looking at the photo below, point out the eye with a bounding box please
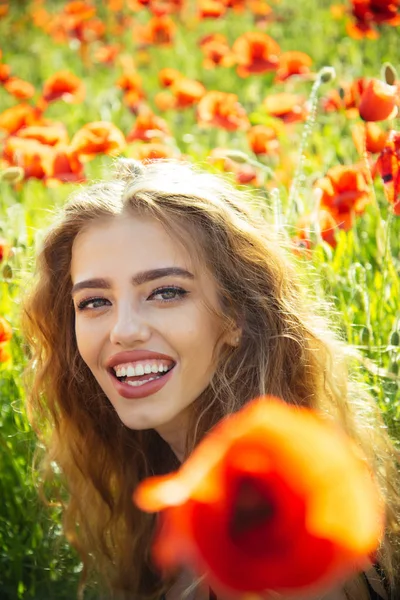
[148,286,189,303]
[76,296,111,311]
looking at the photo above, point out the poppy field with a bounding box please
[0,0,399,598]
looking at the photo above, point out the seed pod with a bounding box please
[2,264,12,279]
[360,326,371,345]
[390,331,400,346]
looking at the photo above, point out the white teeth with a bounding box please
[126,376,158,387]
[114,361,174,378]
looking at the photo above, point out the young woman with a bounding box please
[23,159,399,600]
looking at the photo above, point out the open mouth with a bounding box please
[110,363,176,387]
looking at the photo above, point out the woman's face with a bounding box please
[71,213,234,448]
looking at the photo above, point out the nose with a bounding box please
[109,303,151,347]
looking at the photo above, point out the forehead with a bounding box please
[70,214,197,279]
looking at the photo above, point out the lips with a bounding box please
[108,362,175,400]
[106,349,176,400]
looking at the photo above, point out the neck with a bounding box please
[154,408,191,463]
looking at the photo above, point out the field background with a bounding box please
[0,0,399,598]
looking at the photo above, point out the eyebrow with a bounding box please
[71,267,195,296]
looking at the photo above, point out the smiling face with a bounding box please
[71,213,233,455]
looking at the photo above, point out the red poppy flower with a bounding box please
[3,77,35,100]
[93,44,121,65]
[275,51,313,83]
[247,124,281,155]
[139,15,176,45]
[0,238,9,263]
[294,209,340,250]
[232,32,280,77]
[49,146,85,184]
[0,104,42,135]
[3,137,53,180]
[263,93,307,124]
[70,121,126,160]
[158,67,183,88]
[0,62,11,83]
[315,165,370,229]
[199,36,235,69]
[17,123,69,147]
[323,78,368,118]
[126,110,170,142]
[135,142,177,160]
[198,0,227,18]
[134,397,384,598]
[0,2,9,18]
[171,78,206,109]
[376,130,400,215]
[352,122,388,155]
[358,78,398,121]
[347,0,400,38]
[42,70,85,104]
[0,316,12,343]
[154,90,176,112]
[197,91,249,130]
[209,149,260,186]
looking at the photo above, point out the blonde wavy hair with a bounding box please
[23,159,399,600]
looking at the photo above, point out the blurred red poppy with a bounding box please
[134,397,384,598]
[376,130,400,215]
[70,121,126,160]
[247,124,280,155]
[323,78,368,118]
[139,15,176,45]
[135,142,177,160]
[294,209,340,250]
[0,104,42,135]
[358,78,398,121]
[198,0,227,18]
[158,67,183,88]
[197,91,249,130]
[315,164,370,229]
[263,93,307,124]
[3,137,54,180]
[275,51,313,83]
[171,78,206,109]
[42,70,85,104]
[352,122,388,155]
[347,0,400,39]
[4,77,35,100]
[0,316,12,343]
[199,35,235,69]
[0,62,11,83]
[93,44,121,65]
[232,32,280,77]
[209,148,260,186]
[126,110,170,142]
[0,238,9,263]
[17,123,69,147]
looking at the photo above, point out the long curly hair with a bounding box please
[23,159,400,600]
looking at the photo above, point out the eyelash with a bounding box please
[76,286,189,311]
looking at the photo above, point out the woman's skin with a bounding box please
[70,214,387,600]
[71,213,238,461]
